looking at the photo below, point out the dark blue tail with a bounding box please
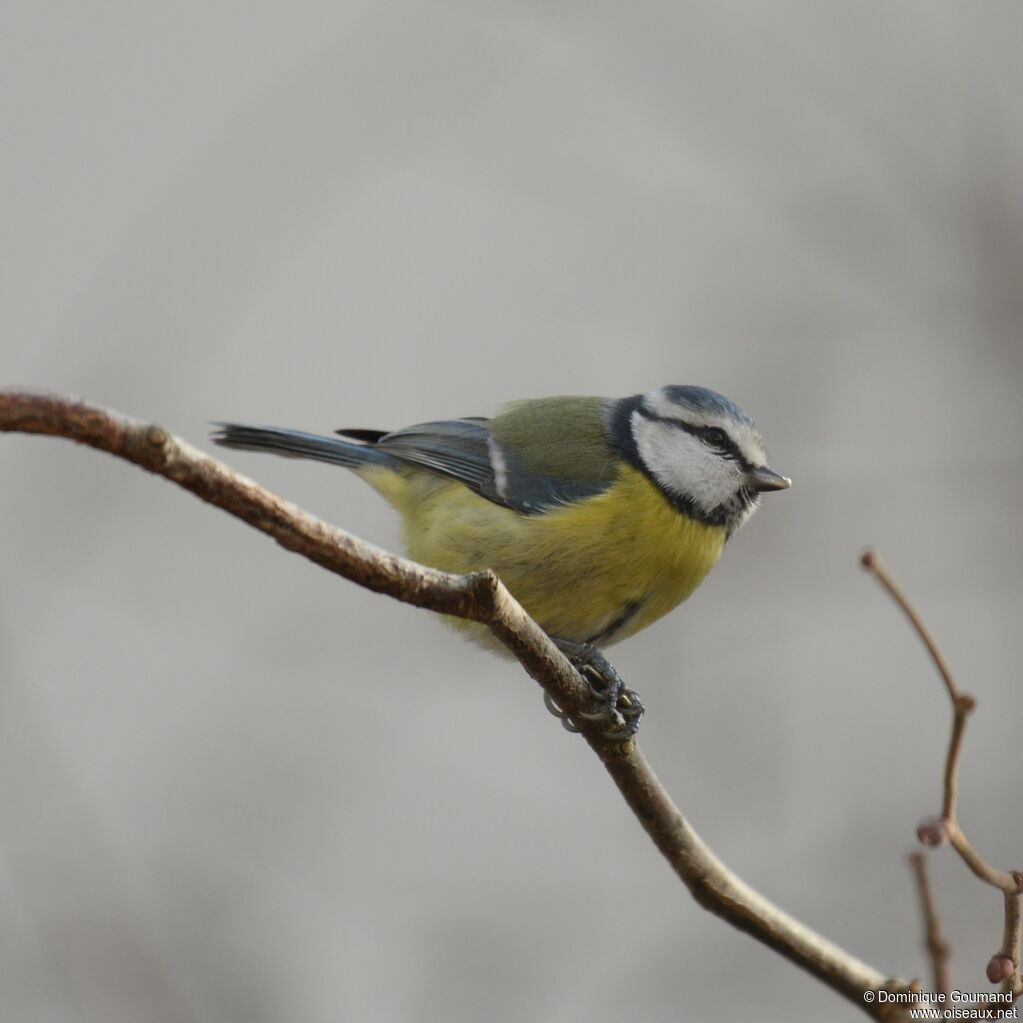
[211,423,398,470]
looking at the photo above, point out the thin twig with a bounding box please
[2,391,909,1017]
[942,701,973,821]
[948,830,1021,895]
[909,851,952,997]
[1003,895,1023,997]
[862,549,1023,1005]
[859,551,960,704]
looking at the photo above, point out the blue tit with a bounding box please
[213,385,789,735]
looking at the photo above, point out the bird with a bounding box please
[212,385,789,737]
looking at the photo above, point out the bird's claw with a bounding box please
[543,640,645,739]
[543,690,582,733]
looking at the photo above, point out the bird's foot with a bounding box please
[545,639,644,740]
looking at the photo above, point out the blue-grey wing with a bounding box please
[375,419,495,493]
[337,417,610,514]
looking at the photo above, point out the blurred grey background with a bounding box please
[3,3,1022,1021]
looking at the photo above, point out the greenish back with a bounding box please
[489,396,614,482]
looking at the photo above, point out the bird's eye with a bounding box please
[702,427,729,449]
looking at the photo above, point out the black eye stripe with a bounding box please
[639,410,753,471]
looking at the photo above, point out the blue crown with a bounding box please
[661,385,756,428]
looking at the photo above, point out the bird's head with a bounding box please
[610,385,790,536]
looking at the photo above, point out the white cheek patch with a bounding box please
[631,411,740,516]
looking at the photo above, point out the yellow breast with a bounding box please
[360,464,727,646]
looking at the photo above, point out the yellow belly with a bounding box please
[359,464,727,646]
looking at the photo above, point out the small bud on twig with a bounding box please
[986,954,1015,984]
[917,816,952,848]
[954,694,976,715]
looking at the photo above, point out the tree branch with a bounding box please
[2,390,906,1017]
[908,851,952,997]
[862,550,1023,1009]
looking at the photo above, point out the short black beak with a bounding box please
[747,466,792,492]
